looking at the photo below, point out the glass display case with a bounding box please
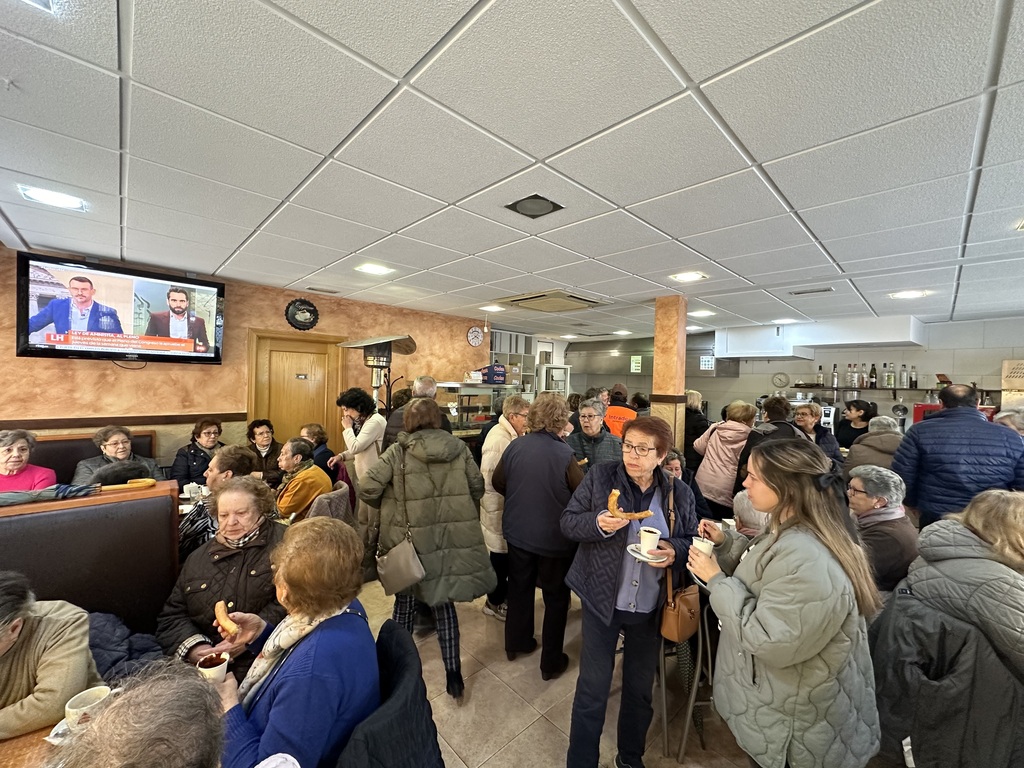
[435,383,524,434]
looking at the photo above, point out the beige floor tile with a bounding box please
[417,640,486,702]
[432,667,541,768]
[479,717,570,768]
[440,734,470,768]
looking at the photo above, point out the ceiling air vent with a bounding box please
[789,287,835,296]
[502,290,605,313]
[305,286,340,294]
[505,194,564,219]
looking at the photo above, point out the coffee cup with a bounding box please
[638,526,661,556]
[184,482,201,501]
[65,685,112,734]
[692,537,714,557]
[196,652,230,684]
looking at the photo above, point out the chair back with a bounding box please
[307,484,355,527]
[337,620,443,767]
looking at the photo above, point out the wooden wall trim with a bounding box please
[649,394,688,404]
[1,413,248,430]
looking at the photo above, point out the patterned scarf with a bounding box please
[238,606,346,710]
[280,459,315,488]
[220,520,264,550]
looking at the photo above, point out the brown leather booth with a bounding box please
[31,432,157,484]
[0,481,179,633]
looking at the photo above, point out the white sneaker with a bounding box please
[482,601,507,621]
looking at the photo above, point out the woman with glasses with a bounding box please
[688,439,881,768]
[170,418,225,491]
[567,397,622,474]
[246,420,283,489]
[71,425,166,485]
[561,416,697,768]
[793,402,843,465]
[492,393,584,681]
[847,466,917,594]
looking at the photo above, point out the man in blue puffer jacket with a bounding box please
[892,384,1024,528]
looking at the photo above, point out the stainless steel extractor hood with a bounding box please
[563,333,738,378]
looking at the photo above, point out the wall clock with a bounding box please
[285,298,319,331]
[771,371,790,388]
[467,326,484,347]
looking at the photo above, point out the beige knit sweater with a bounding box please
[0,600,102,739]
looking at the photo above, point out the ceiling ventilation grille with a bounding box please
[503,290,605,313]
[789,287,835,296]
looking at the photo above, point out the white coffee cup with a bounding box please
[184,482,201,501]
[692,537,714,557]
[196,652,230,684]
[65,685,112,734]
[638,526,661,556]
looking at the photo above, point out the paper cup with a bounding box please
[196,652,230,684]
[692,537,714,557]
[65,685,112,734]
[638,526,661,555]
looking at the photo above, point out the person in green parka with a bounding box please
[358,398,495,701]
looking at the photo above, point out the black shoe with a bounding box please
[505,637,538,661]
[541,653,569,681]
[614,755,645,768]
[445,670,464,700]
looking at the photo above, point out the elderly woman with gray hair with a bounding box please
[71,425,165,485]
[995,406,1024,436]
[847,465,918,594]
[566,398,622,474]
[0,430,56,491]
[843,415,904,481]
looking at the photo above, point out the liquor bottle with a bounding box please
[815,365,824,386]
[831,363,839,389]
[869,363,877,389]
[845,364,853,387]
[899,364,909,388]
[885,362,896,389]
[860,363,868,389]
[909,365,918,388]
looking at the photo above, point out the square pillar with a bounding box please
[651,295,688,447]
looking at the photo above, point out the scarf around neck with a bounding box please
[280,459,315,488]
[855,503,906,527]
[220,520,264,550]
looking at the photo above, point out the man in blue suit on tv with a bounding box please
[28,275,123,335]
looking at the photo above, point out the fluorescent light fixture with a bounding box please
[560,334,578,339]
[670,271,709,283]
[889,290,930,300]
[771,318,799,324]
[686,325,703,331]
[17,184,87,211]
[688,310,716,318]
[1016,220,1024,232]
[478,305,505,312]
[354,263,395,276]
[19,0,54,12]
[613,330,632,336]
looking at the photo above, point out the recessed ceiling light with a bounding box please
[18,184,87,211]
[19,0,54,12]
[670,271,708,283]
[686,325,703,332]
[504,194,564,219]
[560,334,578,339]
[613,330,632,336]
[688,310,716,318]
[478,305,505,312]
[889,290,930,300]
[1016,220,1024,232]
[354,263,395,276]
[771,318,799,324]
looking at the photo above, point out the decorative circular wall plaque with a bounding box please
[285,298,319,331]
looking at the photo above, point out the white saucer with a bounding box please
[45,717,71,745]
[627,543,667,563]
[686,566,710,590]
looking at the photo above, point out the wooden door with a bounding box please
[249,331,345,453]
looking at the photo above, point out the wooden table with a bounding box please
[0,727,55,768]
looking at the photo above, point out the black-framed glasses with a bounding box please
[847,485,870,497]
[200,430,221,438]
[579,414,601,420]
[621,442,652,457]
[104,440,131,448]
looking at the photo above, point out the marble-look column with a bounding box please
[651,295,688,447]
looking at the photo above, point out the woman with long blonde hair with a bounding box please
[688,439,881,768]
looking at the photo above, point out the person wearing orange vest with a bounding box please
[603,384,637,437]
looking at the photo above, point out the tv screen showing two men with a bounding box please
[24,259,219,358]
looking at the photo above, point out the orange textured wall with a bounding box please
[0,246,490,421]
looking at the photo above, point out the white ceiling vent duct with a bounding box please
[503,290,605,313]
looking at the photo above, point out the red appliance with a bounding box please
[912,404,998,424]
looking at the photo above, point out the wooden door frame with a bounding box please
[246,328,349,443]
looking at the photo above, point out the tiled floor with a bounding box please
[358,580,753,768]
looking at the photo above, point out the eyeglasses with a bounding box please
[104,440,131,448]
[512,412,530,419]
[621,442,653,457]
[579,414,601,421]
[200,431,221,438]
[847,485,871,497]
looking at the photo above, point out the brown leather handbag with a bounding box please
[660,488,700,643]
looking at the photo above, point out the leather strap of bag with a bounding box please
[665,478,676,607]
[386,444,413,552]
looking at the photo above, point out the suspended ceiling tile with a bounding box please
[459,166,614,234]
[262,204,386,254]
[1001,3,1024,84]
[1,0,118,68]
[983,82,1024,167]
[126,201,252,250]
[218,267,294,288]
[541,212,668,259]
[548,94,746,206]
[126,229,234,271]
[716,243,836,278]
[480,237,584,274]
[391,270,475,293]
[973,159,1024,214]
[241,232,350,269]
[703,0,994,161]
[127,159,279,228]
[598,241,709,274]
[964,239,1024,260]
[0,168,120,225]
[823,218,963,263]
[534,258,628,288]
[854,265,957,293]
[801,174,970,241]
[682,215,812,260]
[303,263,396,291]
[129,87,323,198]
[629,170,787,239]
[132,0,395,152]
[445,284,514,302]
[839,246,961,273]
[292,162,444,232]
[484,273,566,296]
[967,206,1024,244]
[581,275,664,299]
[21,229,119,259]
[356,234,464,270]
[3,201,120,244]
[337,90,531,203]
[0,116,119,194]
[961,257,1024,283]
[397,294,478,313]
[632,0,857,82]
[271,0,477,75]
[766,99,979,209]
[431,256,525,284]
[350,283,441,303]
[0,31,119,148]
[400,208,525,255]
[412,0,681,157]
[219,251,313,278]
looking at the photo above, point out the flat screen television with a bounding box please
[16,251,225,365]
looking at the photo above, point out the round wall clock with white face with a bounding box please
[467,326,484,347]
[772,372,790,388]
